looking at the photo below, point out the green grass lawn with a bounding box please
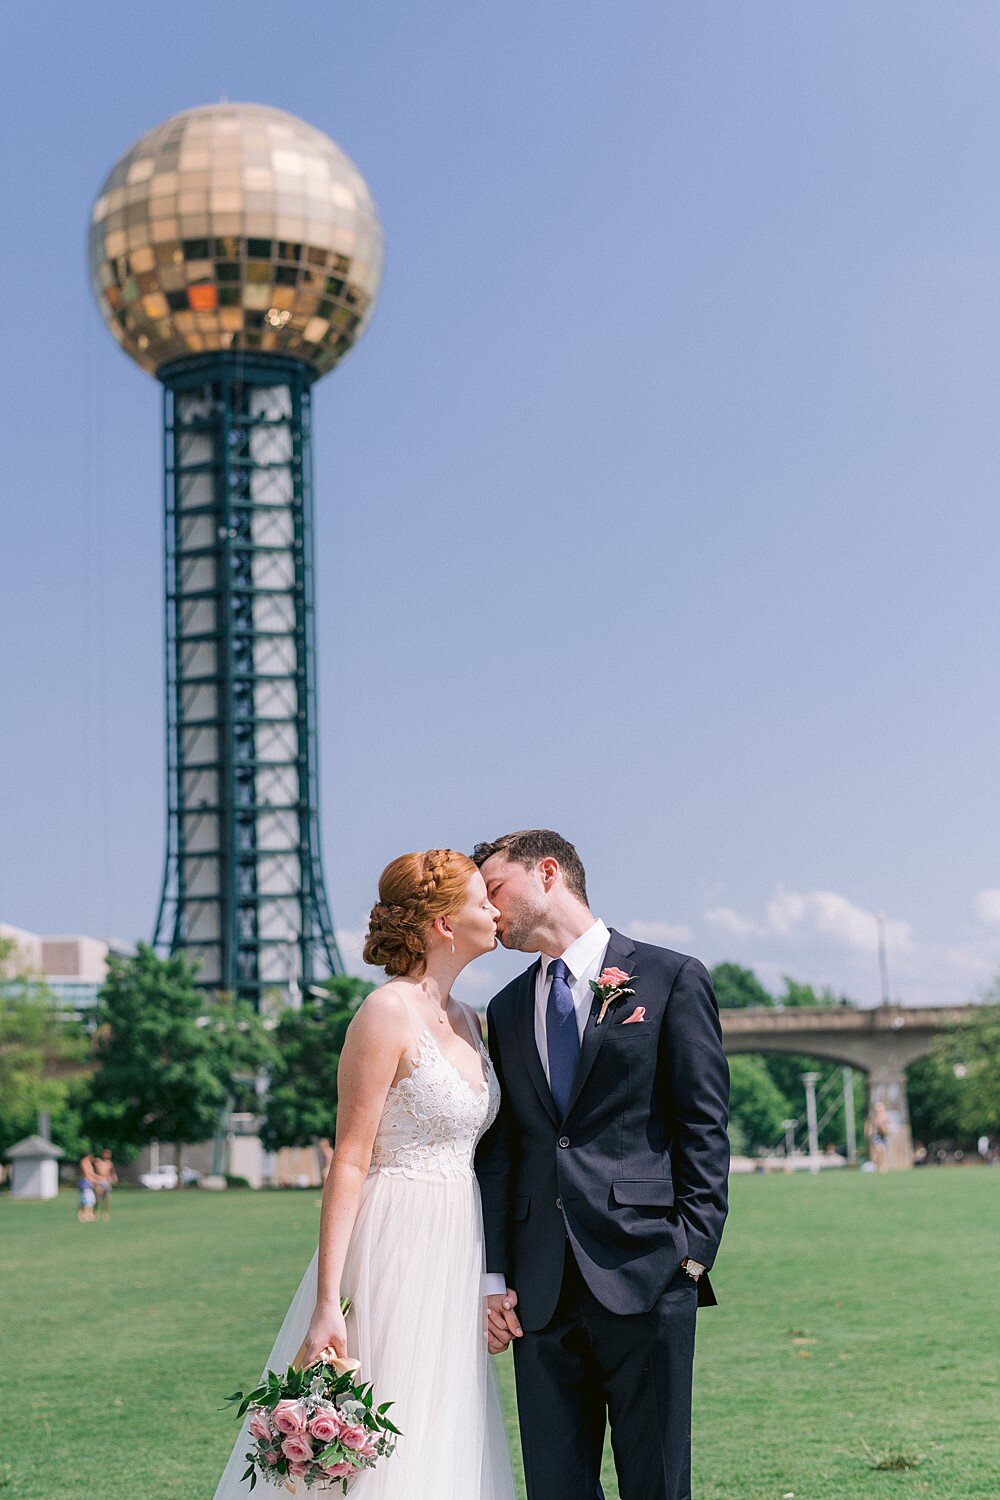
[1,1169,997,1498]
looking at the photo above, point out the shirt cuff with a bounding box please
[481,1273,507,1297]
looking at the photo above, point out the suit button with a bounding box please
[558,1136,570,1148]
[556,1196,563,1210]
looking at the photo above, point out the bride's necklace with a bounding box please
[420,979,452,1025]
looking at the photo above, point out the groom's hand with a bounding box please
[486,1288,522,1353]
[486,1323,509,1355]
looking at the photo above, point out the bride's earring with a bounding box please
[450,941,456,955]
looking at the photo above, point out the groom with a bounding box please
[473,830,730,1500]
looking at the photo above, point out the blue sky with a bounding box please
[2,2,999,1006]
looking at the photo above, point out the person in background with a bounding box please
[76,1152,98,1223]
[92,1149,118,1219]
[864,1101,892,1173]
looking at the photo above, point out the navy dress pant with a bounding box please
[513,1237,698,1500]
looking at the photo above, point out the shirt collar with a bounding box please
[542,918,610,984]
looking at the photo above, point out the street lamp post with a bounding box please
[803,1072,821,1172]
[843,1066,857,1163]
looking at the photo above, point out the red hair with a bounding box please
[363,849,478,976]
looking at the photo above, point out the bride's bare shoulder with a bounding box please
[345,981,413,1047]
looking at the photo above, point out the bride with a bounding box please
[214,849,516,1498]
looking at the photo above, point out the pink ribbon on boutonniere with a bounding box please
[590,966,637,1025]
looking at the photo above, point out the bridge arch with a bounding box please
[720,1004,974,1169]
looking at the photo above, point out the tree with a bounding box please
[710,963,774,1010]
[260,975,372,1151]
[727,1056,790,1152]
[85,944,273,1184]
[906,1050,968,1148]
[0,936,91,1158]
[712,960,860,1153]
[938,1000,1000,1140]
[779,977,855,1009]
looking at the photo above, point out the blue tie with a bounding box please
[546,957,579,1118]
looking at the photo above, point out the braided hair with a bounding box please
[363,849,478,976]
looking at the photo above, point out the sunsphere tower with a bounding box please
[88,104,382,1008]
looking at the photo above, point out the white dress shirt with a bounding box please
[533,918,611,1083]
[483,918,611,1298]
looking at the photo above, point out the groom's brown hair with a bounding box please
[472,829,589,905]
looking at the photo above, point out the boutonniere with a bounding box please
[590,966,636,1025]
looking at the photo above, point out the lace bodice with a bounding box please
[369,1019,499,1179]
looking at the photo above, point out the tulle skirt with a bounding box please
[214,1168,515,1498]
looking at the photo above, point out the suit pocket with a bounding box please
[513,1193,531,1220]
[612,1179,675,1208]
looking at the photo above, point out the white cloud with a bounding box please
[693,887,999,1007]
[764,889,912,954]
[973,889,1000,927]
[704,906,760,939]
[704,889,911,955]
[627,920,694,947]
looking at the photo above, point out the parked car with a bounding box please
[138,1164,200,1190]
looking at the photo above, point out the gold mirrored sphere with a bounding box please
[88,103,383,378]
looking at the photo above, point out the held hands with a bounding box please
[299,1299,348,1368]
[484,1288,522,1355]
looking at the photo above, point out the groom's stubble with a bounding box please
[495,891,548,953]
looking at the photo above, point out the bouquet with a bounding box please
[226,1311,399,1493]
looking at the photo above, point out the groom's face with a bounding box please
[479,853,548,952]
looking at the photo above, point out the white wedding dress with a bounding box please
[214,998,516,1499]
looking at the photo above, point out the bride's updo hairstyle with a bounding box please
[363,849,478,977]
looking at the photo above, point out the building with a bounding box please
[0,922,131,1017]
[4,1134,64,1199]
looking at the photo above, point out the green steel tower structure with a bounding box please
[88,104,382,1009]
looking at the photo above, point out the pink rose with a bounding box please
[272,1399,309,1436]
[309,1408,342,1442]
[281,1434,314,1465]
[360,1439,378,1460]
[288,1460,308,1478]
[248,1411,273,1443]
[263,1449,279,1466]
[599,967,630,988]
[322,1460,354,1479]
[340,1423,368,1450]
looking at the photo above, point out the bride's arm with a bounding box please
[301,988,409,1362]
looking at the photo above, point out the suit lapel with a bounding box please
[562,928,636,1121]
[514,959,559,1125]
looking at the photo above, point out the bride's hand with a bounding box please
[301,1300,348,1367]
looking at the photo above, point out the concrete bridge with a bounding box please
[720,1004,976,1169]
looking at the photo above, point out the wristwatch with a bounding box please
[680,1257,705,1281]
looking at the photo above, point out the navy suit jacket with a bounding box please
[474,928,730,1331]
